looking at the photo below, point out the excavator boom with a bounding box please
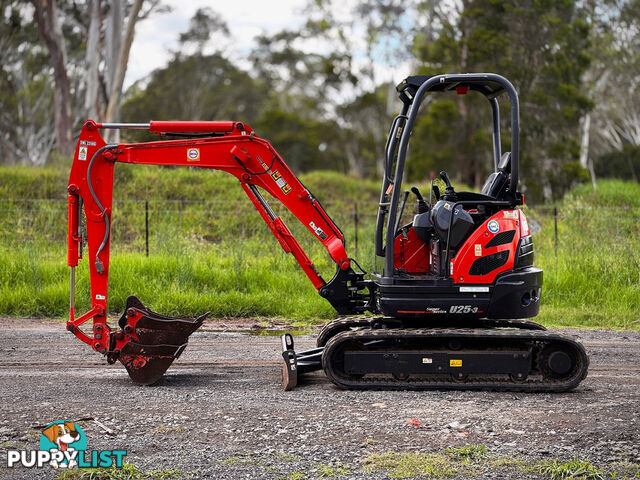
[67,120,368,384]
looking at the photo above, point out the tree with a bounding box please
[0,1,56,164]
[29,0,158,153]
[587,0,640,182]
[31,0,73,154]
[121,9,346,173]
[122,8,260,129]
[414,0,593,201]
[103,0,144,126]
[338,85,394,178]
[122,54,267,128]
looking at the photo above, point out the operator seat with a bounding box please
[481,152,511,199]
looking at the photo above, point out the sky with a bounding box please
[125,0,412,91]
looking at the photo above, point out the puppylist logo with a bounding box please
[6,420,127,470]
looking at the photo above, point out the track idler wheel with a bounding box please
[538,343,578,381]
[112,296,208,385]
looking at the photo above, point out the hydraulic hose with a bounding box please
[86,144,118,274]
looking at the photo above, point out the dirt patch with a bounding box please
[0,318,638,479]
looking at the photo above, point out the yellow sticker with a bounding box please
[503,210,518,219]
[422,358,433,364]
[450,359,462,367]
[187,148,200,161]
[474,244,482,256]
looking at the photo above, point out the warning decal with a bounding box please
[78,147,88,161]
[271,169,292,194]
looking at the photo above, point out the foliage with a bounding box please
[315,462,351,477]
[444,444,487,462]
[57,463,187,480]
[413,0,593,201]
[2,1,639,206]
[540,457,604,480]
[0,164,638,329]
[336,84,394,178]
[122,53,268,139]
[0,0,55,165]
[363,451,461,478]
[595,144,640,181]
[587,0,640,160]
[254,102,347,173]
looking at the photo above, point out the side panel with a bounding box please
[393,228,430,274]
[451,210,521,284]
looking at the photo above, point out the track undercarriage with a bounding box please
[281,317,589,392]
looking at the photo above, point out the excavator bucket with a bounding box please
[108,296,208,385]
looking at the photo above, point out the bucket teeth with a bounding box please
[115,295,208,385]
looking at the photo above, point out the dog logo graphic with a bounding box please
[39,421,87,469]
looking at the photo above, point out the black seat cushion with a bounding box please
[481,152,511,198]
[481,172,508,197]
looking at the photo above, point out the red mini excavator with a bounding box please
[67,73,588,390]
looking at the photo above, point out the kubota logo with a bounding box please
[187,148,200,161]
[5,419,127,470]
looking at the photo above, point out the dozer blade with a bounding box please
[112,296,208,385]
[280,333,324,390]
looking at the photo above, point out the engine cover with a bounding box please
[431,200,475,249]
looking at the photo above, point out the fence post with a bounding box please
[354,202,358,259]
[145,200,149,257]
[553,206,558,258]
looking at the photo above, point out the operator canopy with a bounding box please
[396,74,508,101]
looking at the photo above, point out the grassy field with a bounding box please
[0,163,638,329]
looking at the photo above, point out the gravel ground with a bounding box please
[0,318,638,479]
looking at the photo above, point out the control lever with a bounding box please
[439,171,456,198]
[410,186,429,214]
[429,180,440,207]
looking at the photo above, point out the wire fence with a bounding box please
[0,198,378,257]
[1,199,639,267]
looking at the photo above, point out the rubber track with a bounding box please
[322,328,589,392]
[316,316,547,348]
[316,317,377,347]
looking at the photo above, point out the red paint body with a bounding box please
[393,227,429,274]
[451,211,521,283]
[67,120,350,351]
[393,209,531,284]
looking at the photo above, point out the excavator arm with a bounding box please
[67,120,369,384]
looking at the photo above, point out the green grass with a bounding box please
[444,444,487,462]
[56,463,187,479]
[363,451,464,478]
[362,445,492,478]
[527,179,640,329]
[0,162,638,329]
[315,462,351,477]
[540,457,605,479]
[363,449,640,479]
[278,472,306,480]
